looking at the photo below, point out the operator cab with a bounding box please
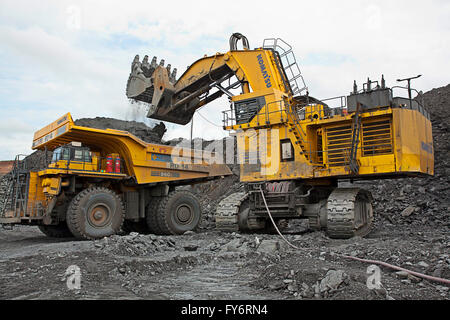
[51,142,92,164]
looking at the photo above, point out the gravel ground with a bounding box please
[0,221,448,300]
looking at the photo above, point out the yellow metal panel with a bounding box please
[31,114,232,185]
[42,177,61,195]
[392,108,434,175]
[33,113,72,149]
[229,50,286,93]
[27,172,48,217]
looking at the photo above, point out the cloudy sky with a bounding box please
[0,0,449,159]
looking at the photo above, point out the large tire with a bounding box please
[38,222,73,238]
[154,191,202,235]
[146,197,164,235]
[66,187,124,240]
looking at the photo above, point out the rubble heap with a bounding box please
[75,117,166,143]
[367,84,450,229]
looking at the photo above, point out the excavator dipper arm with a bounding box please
[126,35,291,124]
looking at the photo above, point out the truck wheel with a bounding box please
[66,187,124,240]
[146,197,164,235]
[38,222,73,238]
[155,191,202,235]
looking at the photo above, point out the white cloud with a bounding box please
[0,0,449,159]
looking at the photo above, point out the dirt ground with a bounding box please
[0,218,448,300]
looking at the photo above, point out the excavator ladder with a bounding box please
[349,103,362,174]
[263,38,318,163]
[263,38,308,96]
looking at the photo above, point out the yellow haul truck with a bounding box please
[0,113,231,239]
[126,33,434,238]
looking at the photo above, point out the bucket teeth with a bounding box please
[142,55,150,69]
[170,68,177,82]
[151,56,157,68]
[131,55,140,72]
[127,54,177,100]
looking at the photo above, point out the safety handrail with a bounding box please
[263,38,308,96]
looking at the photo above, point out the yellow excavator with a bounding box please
[126,33,434,239]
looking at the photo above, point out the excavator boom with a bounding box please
[126,34,299,124]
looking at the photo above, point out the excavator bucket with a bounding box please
[126,55,189,123]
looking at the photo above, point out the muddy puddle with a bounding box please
[139,259,280,300]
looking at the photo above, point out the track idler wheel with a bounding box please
[237,201,266,232]
[326,188,373,239]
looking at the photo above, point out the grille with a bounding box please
[326,124,352,167]
[235,97,266,124]
[361,119,393,156]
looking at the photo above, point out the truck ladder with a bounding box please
[0,155,29,221]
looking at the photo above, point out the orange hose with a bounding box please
[259,187,450,286]
[342,255,450,285]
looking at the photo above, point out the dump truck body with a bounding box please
[0,113,231,239]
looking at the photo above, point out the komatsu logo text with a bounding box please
[257,54,272,88]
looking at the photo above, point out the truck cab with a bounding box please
[49,142,99,172]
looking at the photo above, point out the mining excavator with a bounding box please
[126,33,434,239]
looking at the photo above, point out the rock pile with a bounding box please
[75,117,166,143]
[94,232,177,256]
[367,84,450,229]
[0,174,10,212]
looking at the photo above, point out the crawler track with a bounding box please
[214,192,248,232]
[326,188,373,239]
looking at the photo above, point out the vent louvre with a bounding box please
[361,119,393,156]
[326,124,352,167]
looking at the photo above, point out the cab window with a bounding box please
[61,148,70,160]
[51,148,61,162]
[70,148,91,162]
[51,148,69,162]
[83,151,92,162]
[74,149,83,161]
